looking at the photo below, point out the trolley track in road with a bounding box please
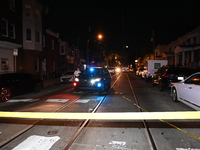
[126,73,157,150]
[0,74,121,149]
[63,73,157,150]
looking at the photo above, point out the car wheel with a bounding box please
[159,81,164,91]
[34,83,42,93]
[172,87,178,102]
[0,88,11,102]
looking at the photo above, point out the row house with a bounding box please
[154,26,200,69]
[172,27,200,69]
[0,0,22,73]
[41,29,60,78]
[0,0,84,77]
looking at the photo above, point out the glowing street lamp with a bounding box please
[98,34,103,40]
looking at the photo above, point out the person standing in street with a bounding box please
[74,68,81,78]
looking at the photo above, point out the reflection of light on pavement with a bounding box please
[46,99,69,103]
[12,135,60,150]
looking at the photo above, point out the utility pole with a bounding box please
[151,30,155,59]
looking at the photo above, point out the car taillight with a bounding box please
[164,74,178,78]
[73,82,77,86]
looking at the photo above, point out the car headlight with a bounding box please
[115,68,121,72]
[90,78,101,84]
[75,77,79,82]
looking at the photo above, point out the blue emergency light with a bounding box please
[89,68,94,72]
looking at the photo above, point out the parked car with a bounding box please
[108,67,116,74]
[73,67,111,93]
[60,71,75,82]
[122,67,129,73]
[136,68,144,76]
[152,66,190,91]
[171,72,200,111]
[0,73,43,102]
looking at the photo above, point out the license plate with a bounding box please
[178,77,184,80]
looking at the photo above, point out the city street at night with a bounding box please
[0,72,199,150]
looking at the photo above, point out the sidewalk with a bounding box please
[43,78,60,87]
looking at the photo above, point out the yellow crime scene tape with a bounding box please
[0,111,200,120]
[121,94,200,140]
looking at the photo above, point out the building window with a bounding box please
[9,0,15,11]
[1,19,8,37]
[25,5,31,17]
[60,46,65,53]
[10,24,16,39]
[34,58,39,72]
[26,28,31,41]
[193,36,197,45]
[35,9,40,21]
[35,31,40,43]
[42,35,45,47]
[1,58,9,70]
[187,38,191,45]
[52,40,54,50]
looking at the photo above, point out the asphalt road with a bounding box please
[0,73,199,150]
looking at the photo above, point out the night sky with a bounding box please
[41,0,200,59]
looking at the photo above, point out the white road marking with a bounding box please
[7,99,39,102]
[176,148,200,150]
[75,99,90,103]
[46,99,69,103]
[109,141,126,149]
[12,135,60,150]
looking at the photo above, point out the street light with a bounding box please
[86,34,103,66]
[98,34,103,40]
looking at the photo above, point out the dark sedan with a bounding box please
[0,73,43,102]
[152,66,190,91]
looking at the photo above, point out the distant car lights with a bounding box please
[115,67,121,73]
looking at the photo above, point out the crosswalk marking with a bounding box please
[6,99,39,102]
[75,99,90,103]
[46,99,69,103]
[12,135,60,150]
